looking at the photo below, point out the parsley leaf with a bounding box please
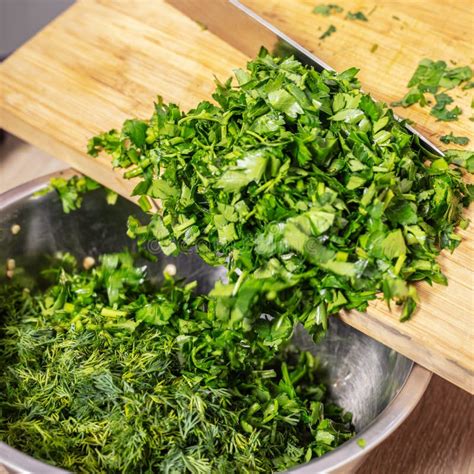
[444,149,474,172]
[346,11,368,21]
[34,175,101,213]
[430,93,462,121]
[312,4,343,15]
[320,24,336,39]
[440,133,470,146]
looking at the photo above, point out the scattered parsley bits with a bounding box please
[320,24,336,40]
[106,189,119,205]
[440,133,470,146]
[0,252,354,472]
[346,11,368,22]
[391,58,473,122]
[430,93,462,121]
[312,4,343,16]
[89,49,472,333]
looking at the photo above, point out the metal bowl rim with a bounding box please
[0,172,432,473]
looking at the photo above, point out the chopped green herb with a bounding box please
[392,59,473,118]
[357,438,367,448]
[440,133,470,146]
[34,175,100,213]
[0,252,354,472]
[346,11,368,22]
[320,24,336,39]
[35,175,116,213]
[444,149,474,172]
[440,66,472,89]
[462,81,474,90]
[430,93,462,121]
[106,189,119,205]
[371,44,379,53]
[90,49,472,330]
[392,15,400,20]
[312,4,343,16]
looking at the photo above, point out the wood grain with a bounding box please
[0,0,472,392]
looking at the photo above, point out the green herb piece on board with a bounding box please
[444,149,474,172]
[346,11,368,21]
[312,4,343,16]
[320,24,336,39]
[430,93,462,121]
[440,133,470,146]
[391,59,473,118]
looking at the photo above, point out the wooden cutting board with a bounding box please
[0,0,472,392]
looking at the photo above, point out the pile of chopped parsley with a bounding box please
[89,49,472,335]
[0,253,353,472]
[1,49,472,473]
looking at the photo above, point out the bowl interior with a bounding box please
[0,183,412,439]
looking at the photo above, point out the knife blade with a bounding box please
[167,0,444,156]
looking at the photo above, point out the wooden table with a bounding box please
[358,376,474,474]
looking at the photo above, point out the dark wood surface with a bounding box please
[357,375,474,474]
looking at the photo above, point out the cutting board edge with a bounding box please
[0,108,151,207]
[341,310,474,394]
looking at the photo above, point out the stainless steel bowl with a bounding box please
[0,174,431,473]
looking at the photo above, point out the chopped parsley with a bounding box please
[312,4,343,16]
[430,93,462,121]
[440,133,470,146]
[89,49,472,330]
[392,58,473,121]
[346,11,368,22]
[35,175,117,213]
[320,24,336,40]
